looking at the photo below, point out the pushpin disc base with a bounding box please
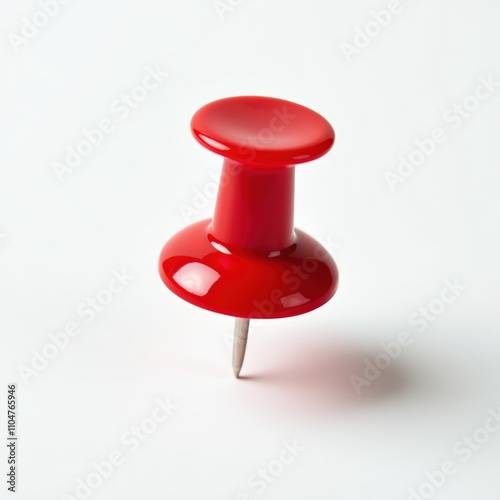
[159,220,338,319]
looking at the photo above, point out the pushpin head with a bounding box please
[159,96,338,320]
[191,95,334,166]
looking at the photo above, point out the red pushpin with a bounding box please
[159,96,338,377]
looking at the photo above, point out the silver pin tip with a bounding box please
[232,318,249,378]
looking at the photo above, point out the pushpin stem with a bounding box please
[212,159,295,251]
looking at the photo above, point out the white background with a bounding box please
[1,0,500,499]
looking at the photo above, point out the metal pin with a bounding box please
[232,318,250,378]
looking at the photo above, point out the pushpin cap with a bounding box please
[191,95,334,166]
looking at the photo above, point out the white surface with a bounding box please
[1,0,500,499]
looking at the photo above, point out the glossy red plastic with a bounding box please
[191,96,334,167]
[159,220,338,319]
[159,96,338,319]
[212,159,295,250]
